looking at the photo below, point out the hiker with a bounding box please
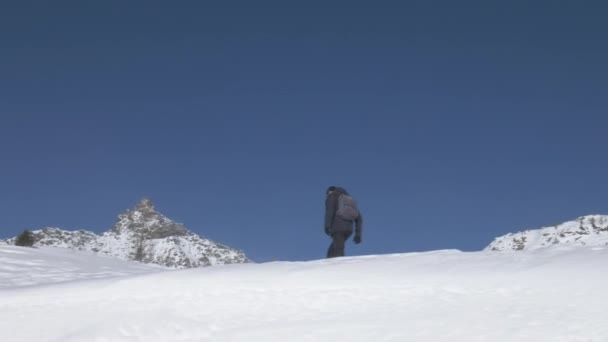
[324,186,363,258]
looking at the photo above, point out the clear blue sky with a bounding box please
[1,1,607,262]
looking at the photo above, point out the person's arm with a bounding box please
[355,212,363,236]
[353,212,363,243]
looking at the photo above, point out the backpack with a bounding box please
[336,194,360,220]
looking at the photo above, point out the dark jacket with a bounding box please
[324,187,363,235]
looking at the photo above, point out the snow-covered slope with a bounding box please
[486,215,608,251]
[0,199,249,268]
[0,245,164,289]
[1,244,607,342]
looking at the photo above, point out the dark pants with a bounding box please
[327,231,352,258]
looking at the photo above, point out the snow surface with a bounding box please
[0,246,164,289]
[1,244,607,342]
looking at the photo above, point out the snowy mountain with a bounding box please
[0,199,249,268]
[486,214,608,251]
[1,244,607,342]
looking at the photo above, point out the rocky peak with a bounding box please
[1,199,249,268]
[134,198,155,212]
[110,198,190,239]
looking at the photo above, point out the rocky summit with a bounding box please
[109,198,190,239]
[1,199,250,268]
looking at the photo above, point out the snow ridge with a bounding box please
[0,199,249,268]
[486,215,608,251]
[2,244,608,341]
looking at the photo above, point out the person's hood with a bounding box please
[333,187,349,195]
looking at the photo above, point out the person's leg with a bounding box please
[326,238,335,258]
[327,232,347,258]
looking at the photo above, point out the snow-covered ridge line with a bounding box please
[0,199,249,268]
[486,215,608,251]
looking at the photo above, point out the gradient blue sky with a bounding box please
[1,1,607,262]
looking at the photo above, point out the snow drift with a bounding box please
[1,244,607,342]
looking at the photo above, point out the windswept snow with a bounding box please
[1,244,607,342]
[0,246,164,289]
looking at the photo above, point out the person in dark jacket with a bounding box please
[324,186,363,258]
